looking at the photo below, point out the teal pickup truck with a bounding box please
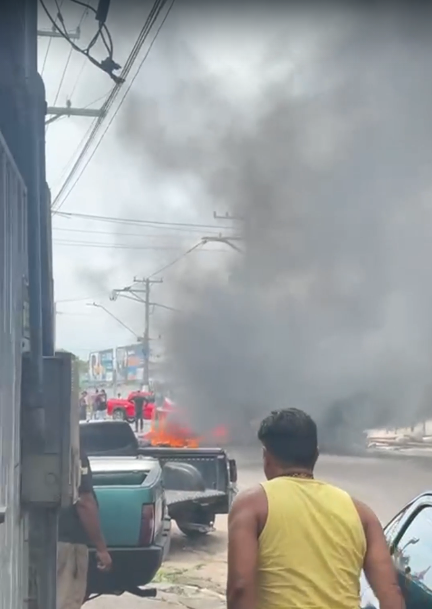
[81,420,237,601]
[80,421,171,601]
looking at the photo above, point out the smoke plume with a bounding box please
[120,4,432,451]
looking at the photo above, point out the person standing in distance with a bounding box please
[97,388,107,420]
[92,389,100,420]
[58,446,112,609]
[226,408,404,609]
[131,392,146,433]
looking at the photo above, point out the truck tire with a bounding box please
[112,408,126,421]
[162,461,206,491]
[163,463,216,537]
[177,523,210,538]
[176,508,215,538]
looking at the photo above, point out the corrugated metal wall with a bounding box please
[0,130,28,608]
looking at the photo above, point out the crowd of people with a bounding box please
[78,388,161,431]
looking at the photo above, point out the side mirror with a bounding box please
[229,459,238,483]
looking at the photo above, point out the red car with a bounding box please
[107,392,171,422]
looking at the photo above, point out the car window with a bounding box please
[385,509,408,547]
[80,423,137,455]
[393,507,432,593]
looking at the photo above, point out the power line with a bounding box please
[52,118,97,186]
[52,0,176,212]
[40,0,66,75]
[51,4,91,109]
[54,210,234,230]
[53,239,229,251]
[69,55,88,100]
[149,241,204,278]
[51,0,171,211]
[56,294,107,303]
[52,44,73,107]
[87,302,139,338]
[53,226,223,237]
[39,0,121,83]
[53,240,188,250]
[48,90,109,139]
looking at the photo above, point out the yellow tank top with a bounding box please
[258,477,366,609]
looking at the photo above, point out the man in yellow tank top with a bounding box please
[227,408,405,609]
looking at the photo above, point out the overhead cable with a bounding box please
[53,239,228,252]
[149,241,205,278]
[51,0,175,212]
[39,0,121,82]
[41,0,66,76]
[50,4,92,122]
[54,210,234,231]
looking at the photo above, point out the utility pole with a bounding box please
[110,279,163,388]
[144,279,151,388]
[135,278,163,389]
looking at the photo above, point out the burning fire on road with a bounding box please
[144,408,228,449]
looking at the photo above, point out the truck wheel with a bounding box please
[176,523,211,538]
[162,531,171,559]
[176,509,215,538]
[112,408,126,421]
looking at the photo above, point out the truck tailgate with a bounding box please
[165,489,227,509]
[138,447,230,492]
[94,486,153,547]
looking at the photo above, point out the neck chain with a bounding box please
[282,472,314,479]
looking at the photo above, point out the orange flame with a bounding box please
[146,409,229,448]
[147,409,200,448]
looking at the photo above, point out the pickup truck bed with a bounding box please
[82,420,237,542]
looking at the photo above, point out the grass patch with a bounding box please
[153,567,189,584]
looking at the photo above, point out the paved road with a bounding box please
[92,450,432,608]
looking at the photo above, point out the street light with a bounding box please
[87,302,139,340]
[201,235,244,253]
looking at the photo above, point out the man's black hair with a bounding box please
[258,408,318,468]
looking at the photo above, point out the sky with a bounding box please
[40,0,259,358]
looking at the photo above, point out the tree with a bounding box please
[57,348,88,375]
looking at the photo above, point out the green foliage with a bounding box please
[57,348,88,374]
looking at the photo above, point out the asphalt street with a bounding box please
[92,449,432,608]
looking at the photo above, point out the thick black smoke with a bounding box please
[120,5,432,451]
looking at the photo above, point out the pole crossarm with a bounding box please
[38,27,80,40]
[46,106,104,118]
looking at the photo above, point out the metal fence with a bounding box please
[0,130,28,608]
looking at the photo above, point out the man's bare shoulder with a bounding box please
[351,497,381,530]
[229,485,267,527]
[233,485,266,507]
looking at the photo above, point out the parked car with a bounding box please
[81,419,237,599]
[107,392,172,423]
[360,492,432,607]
